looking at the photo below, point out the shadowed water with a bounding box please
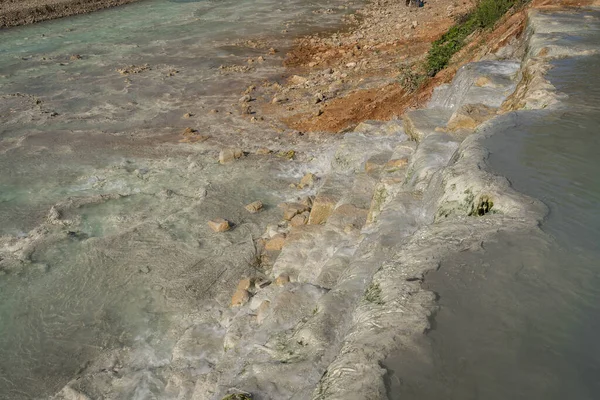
[385,34,600,400]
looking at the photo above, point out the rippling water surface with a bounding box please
[0,0,355,397]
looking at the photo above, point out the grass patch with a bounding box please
[425,0,529,76]
[364,282,384,305]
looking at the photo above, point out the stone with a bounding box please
[279,202,310,220]
[272,96,287,104]
[275,274,290,286]
[70,54,82,60]
[290,75,308,85]
[256,300,271,324]
[239,94,252,103]
[365,159,384,174]
[384,158,409,172]
[290,211,309,227]
[411,20,418,29]
[300,196,314,208]
[208,218,230,232]
[268,48,278,55]
[299,172,317,188]
[237,278,252,291]
[183,112,193,118]
[256,148,271,155]
[219,148,243,164]
[308,194,337,225]
[447,103,497,132]
[264,233,286,251]
[230,289,250,307]
[245,201,263,214]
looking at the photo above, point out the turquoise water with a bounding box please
[385,40,600,400]
[0,0,355,398]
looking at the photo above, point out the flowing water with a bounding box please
[386,20,600,400]
[0,1,356,398]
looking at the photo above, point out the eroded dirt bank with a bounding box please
[0,0,140,28]
[250,0,600,134]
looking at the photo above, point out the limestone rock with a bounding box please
[384,158,409,172]
[237,278,252,291]
[265,233,286,251]
[275,274,290,286]
[299,172,317,188]
[447,104,497,132]
[279,202,310,220]
[290,75,308,85]
[308,194,337,225]
[208,218,230,232]
[290,211,309,227]
[245,201,263,214]
[230,289,250,307]
[256,147,271,155]
[219,148,243,164]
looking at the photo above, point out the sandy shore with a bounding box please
[0,0,140,28]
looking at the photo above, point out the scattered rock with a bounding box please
[183,112,193,118]
[239,94,252,103]
[275,274,290,286]
[298,172,317,189]
[411,20,418,29]
[300,196,314,208]
[268,48,278,55]
[245,201,263,214]
[290,75,308,85]
[290,211,309,227]
[265,233,286,251]
[308,194,337,225]
[219,148,244,164]
[237,277,252,291]
[231,289,250,307]
[272,96,287,104]
[279,202,310,220]
[70,54,82,61]
[208,218,230,232]
[256,148,272,155]
[117,64,150,75]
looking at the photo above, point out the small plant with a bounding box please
[398,63,426,93]
[364,282,384,305]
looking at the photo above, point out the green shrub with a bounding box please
[425,0,529,76]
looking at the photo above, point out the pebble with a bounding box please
[208,218,230,232]
[219,148,243,164]
[275,274,290,286]
[231,289,250,307]
[245,201,264,214]
[290,211,309,227]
